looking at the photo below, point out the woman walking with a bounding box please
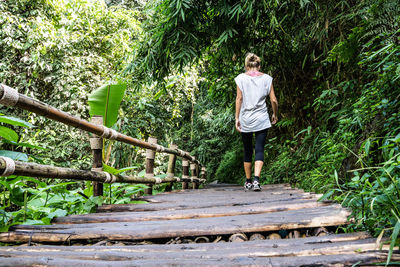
[235,53,278,191]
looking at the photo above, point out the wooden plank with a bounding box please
[0,239,382,258]
[131,188,305,205]
[1,206,350,243]
[0,240,385,260]
[204,183,291,188]
[0,253,396,267]
[0,232,374,253]
[110,184,300,202]
[52,199,331,224]
[0,233,396,266]
[96,191,321,212]
[105,189,310,202]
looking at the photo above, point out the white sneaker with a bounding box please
[253,180,261,191]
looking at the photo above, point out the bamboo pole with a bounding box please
[0,158,205,185]
[144,137,157,195]
[190,162,198,189]
[90,116,103,196]
[165,144,177,192]
[182,159,189,190]
[201,167,207,180]
[195,163,200,189]
[0,84,201,165]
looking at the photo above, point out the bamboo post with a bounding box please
[90,116,103,197]
[145,137,157,195]
[165,144,177,192]
[190,161,198,189]
[182,159,189,190]
[201,167,207,180]
[195,163,200,189]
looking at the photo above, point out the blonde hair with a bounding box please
[245,53,261,70]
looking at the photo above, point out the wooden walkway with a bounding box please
[0,184,396,266]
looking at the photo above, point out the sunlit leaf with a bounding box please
[88,83,127,127]
[0,116,34,128]
[0,126,18,142]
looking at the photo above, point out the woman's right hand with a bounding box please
[235,119,241,132]
[271,114,278,125]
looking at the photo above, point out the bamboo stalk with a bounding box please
[195,163,200,189]
[144,137,156,195]
[0,84,201,165]
[90,116,103,196]
[190,162,198,189]
[0,159,205,185]
[165,144,178,192]
[182,159,189,190]
[201,167,207,180]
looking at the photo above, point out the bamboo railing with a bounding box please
[0,84,206,196]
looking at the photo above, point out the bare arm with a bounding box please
[269,83,278,124]
[235,85,242,132]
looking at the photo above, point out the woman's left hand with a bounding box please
[235,119,241,132]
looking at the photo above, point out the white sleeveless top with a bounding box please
[234,73,273,132]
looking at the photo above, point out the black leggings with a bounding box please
[241,129,268,162]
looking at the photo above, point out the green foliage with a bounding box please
[0,0,148,232]
[0,0,141,169]
[215,147,242,184]
[104,183,148,204]
[261,4,400,255]
[0,176,98,231]
[0,171,148,231]
[0,115,33,160]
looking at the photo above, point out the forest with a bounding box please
[0,0,399,252]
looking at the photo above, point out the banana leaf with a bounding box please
[88,83,127,127]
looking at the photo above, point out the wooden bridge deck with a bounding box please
[0,184,396,266]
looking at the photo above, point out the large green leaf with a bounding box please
[0,116,34,128]
[0,126,18,142]
[88,83,127,127]
[0,150,28,161]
